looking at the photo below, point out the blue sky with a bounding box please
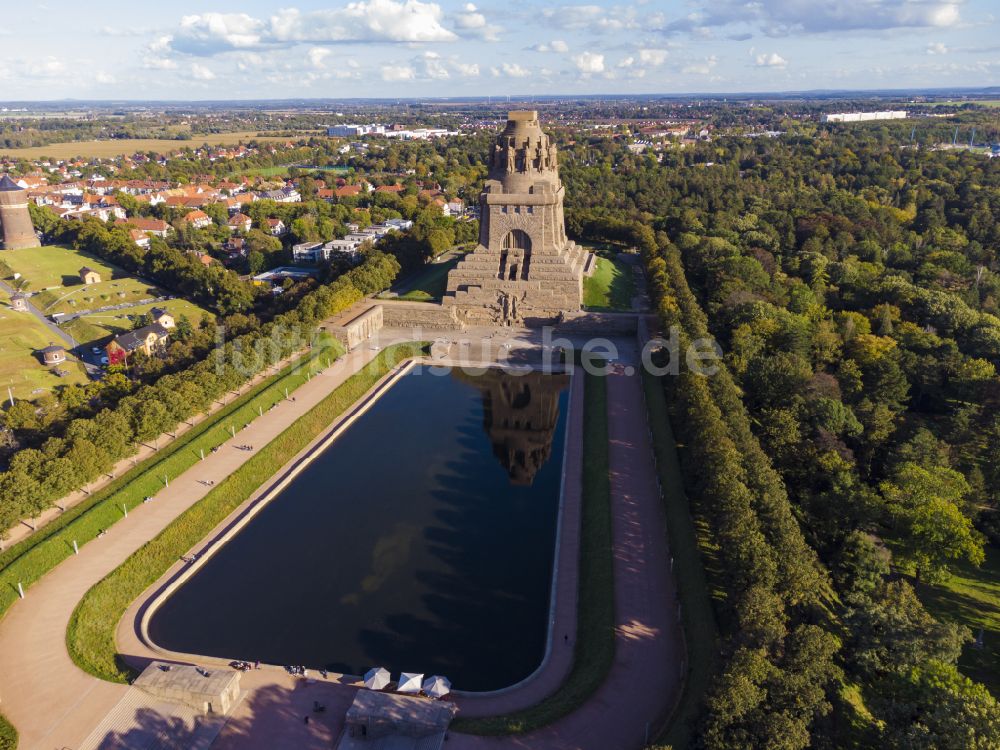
[0,0,998,100]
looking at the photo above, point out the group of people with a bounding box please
[235,444,254,451]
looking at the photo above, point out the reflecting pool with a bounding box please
[147,365,570,691]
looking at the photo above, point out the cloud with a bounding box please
[682,55,717,75]
[666,0,961,36]
[25,57,65,78]
[531,39,570,53]
[451,2,499,39]
[638,48,668,66]
[755,52,787,67]
[381,64,417,81]
[572,51,605,74]
[95,71,117,84]
[307,48,333,69]
[158,1,457,59]
[542,5,642,32]
[190,63,216,80]
[926,41,948,54]
[492,62,531,78]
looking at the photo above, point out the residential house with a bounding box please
[180,210,213,229]
[115,217,170,238]
[149,307,175,328]
[227,212,252,233]
[129,229,150,249]
[265,218,286,236]
[107,323,170,360]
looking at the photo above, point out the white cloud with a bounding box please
[492,62,531,78]
[270,2,456,44]
[308,47,332,69]
[95,71,117,84]
[381,64,416,81]
[543,5,641,32]
[190,63,216,80]
[453,61,480,77]
[754,52,787,67]
[682,55,717,75]
[26,57,65,78]
[532,39,570,53]
[158,1,457,59]
[572,51,605,74]
[667,0,961,36]
[638,48,668,66]
[618,56,635,68]
[926,41,948,55]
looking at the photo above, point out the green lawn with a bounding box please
[0,289,89,400]
[912,544,1000,696]
[390,255,463,302]
[583,255,636,312]
[453,369,614,734]
[63,300,212,348]
[66,342,427,683]
[0,245,166,316]
[0,245,118,289]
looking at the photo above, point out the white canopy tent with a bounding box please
[363,667,391,691]
[422,675,452,699]
[397,672,424,694]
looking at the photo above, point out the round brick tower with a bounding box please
[0,174,41,249]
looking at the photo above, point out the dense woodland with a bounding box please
[564,119,1000,747]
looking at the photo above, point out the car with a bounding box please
[91,346,102,354]
[100,356,109,365]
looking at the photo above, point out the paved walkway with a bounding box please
[0,343,380,750]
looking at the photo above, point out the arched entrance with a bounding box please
[498,229,532,280]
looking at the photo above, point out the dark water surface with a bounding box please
[147,366,570,691]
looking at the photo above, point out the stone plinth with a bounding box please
[133,661,241,715]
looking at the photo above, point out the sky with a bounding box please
[0,0,998,100]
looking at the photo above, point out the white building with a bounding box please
[821,111,907,123]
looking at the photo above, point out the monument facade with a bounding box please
[0,175,41,249]
[443,111,593,325]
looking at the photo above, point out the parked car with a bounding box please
[91,346,102,354]
[100,356,109,365]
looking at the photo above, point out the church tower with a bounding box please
[0,175,41,249]
[443,111,593,325]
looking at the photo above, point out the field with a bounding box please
[63,299,212,347]
[0,289,88,400]
[0,245,174,318]
[0,131,304,160]
[583,253,636,311]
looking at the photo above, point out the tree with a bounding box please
[880,463,985,580]
[878,661,1000,750]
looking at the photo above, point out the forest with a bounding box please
[562,120,1000,748]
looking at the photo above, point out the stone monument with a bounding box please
[443,111,593,325]
[0,175,40,249]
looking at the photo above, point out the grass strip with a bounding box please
[452,368,614,734]
[0,338,343,614]
[66,342,427,682]
[641,367,719,749]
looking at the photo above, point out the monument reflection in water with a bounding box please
[147,366,570,691]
